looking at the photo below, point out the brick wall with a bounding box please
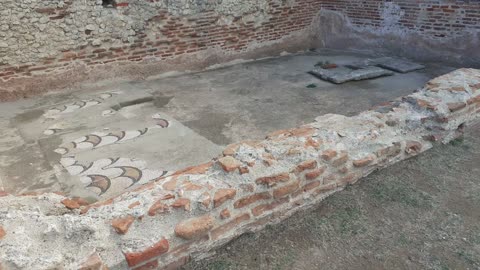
[317,0,480,66]
[0,0,323,99]
[1,0,479,99]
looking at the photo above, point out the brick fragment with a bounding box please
[218,156,242,172]
[223,143,240,156]
[128,201,141,209]
[148,200,169,216]
[302,180,321,192]
[353,155,375,167]
[305,167,326,180]
[220,209,231,219]
[255,172,290,186]
[173,162,212,176]
[447,102,467,112]
[124,238,169,267]
[78,253,106,270]
[0,226,5,239]
[305,137,321,149]
[174,215,215,240]
[171,198,191,211]
[61,198,80,210]
[162,178,177,190]
[295,159,317,173]
[234,192,271,209]
[273,180,300,199]
[321,149,337,161]
[213,189,237,208]
[111,215,135,235]
[252,197,289,217]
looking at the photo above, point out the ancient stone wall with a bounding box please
[1,0,479,100]
[0,0,321,101]
[0,69,479,269]
[316,0,480,67]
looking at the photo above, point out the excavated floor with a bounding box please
[0,50,456,201]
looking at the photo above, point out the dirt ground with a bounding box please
[183,122,480,270]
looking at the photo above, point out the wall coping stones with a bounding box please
[0,68,479,269]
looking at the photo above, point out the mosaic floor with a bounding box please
[0,50,455,200]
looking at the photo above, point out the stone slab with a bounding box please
[309,66,394,84]
[373,57,426,73]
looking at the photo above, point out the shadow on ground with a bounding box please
[183,123,480,270]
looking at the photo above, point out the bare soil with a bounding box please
[183,123,480,270]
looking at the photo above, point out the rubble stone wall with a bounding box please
[0,69,479,270]
[0,0,322,101]
[3,0,479,101]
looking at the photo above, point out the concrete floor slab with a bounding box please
[373,57,426,73]
[309,66,394,84]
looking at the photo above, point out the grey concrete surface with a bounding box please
[309,66,394,84]
[0,50,456,200]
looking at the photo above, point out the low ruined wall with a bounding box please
[315,0,480,67]
[0,0,322,101]
[0,69,479,270]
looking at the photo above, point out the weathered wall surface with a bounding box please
[0,0,322,101]
[315,0,480,67]
[1,0,479,101]
[0,69,479,270]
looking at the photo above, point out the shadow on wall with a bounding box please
[313,9,480,68]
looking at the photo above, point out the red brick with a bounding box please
[295,159,317,172]
[252,197,289,217]
[321,149,337,161]
[128,201,141,209]
[124,238,169,267]
[213,189,237,208]
[171,198,191,211]
[173,162,213,176]
[174,215,215,240]
[273,180,300,199]
[148,200,169,216]
[234,192,271,209]
[0,226,5,239]
[111,215,135,235]
[255,172,290,186]
[78,253,106,270]
[305,167,326,180]
[61,198,80,210]
[352,155,375,167]
[220,209,231,219]
[218,156,242,172]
